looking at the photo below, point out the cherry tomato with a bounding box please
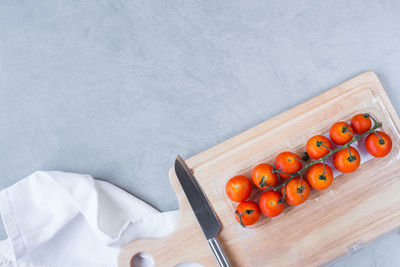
[351,113,372,134]
[225,176,252,202]
[306,163,333,190]
[306,135,332,159]
[251,163,278,190]
[329,122,354,145]
[333,146,360,173]
[274,152,303,179]
[365,131,392,157]
[281,177,310,206]
[235,201,260,227]
[259,191,284,218]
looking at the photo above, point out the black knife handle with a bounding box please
[208,237,231,267]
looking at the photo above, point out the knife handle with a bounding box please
[208,237,231,267]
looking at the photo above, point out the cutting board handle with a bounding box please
[118,168,218,267]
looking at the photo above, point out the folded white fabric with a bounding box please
[0,171,180,267]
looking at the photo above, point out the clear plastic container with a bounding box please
[212,87,400,266]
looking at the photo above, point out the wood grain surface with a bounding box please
[119,71,400,267]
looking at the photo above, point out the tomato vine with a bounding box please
[226,113,391,224]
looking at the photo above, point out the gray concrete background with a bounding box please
[1,0,400,266]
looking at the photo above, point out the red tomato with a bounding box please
[365,131,392,157]
[333,146,360,173]
[251,163,278,190]
[306,135,332,159]
[329,122,354,145]
[225,176,252,202]
[281,177,310,206]
[306,163,333,190]
[274,152,303,179]
[235,201,260,227]
[259,191,284,218]
[351,114,372,134]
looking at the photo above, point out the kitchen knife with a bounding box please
[175,155,231,267]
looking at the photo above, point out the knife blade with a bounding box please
[175,155,231,267]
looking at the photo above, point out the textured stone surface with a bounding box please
[1,0,400,265]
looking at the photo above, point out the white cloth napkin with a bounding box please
[0,171,180,267]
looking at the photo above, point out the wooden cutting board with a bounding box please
[119,71,400,267]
